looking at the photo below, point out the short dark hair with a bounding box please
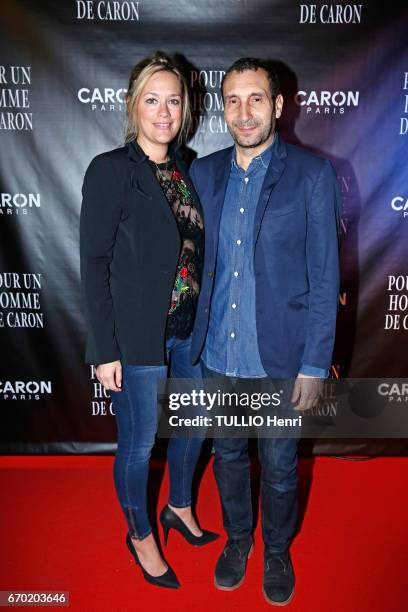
[221,57,280,99]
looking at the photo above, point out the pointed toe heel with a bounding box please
[126,533,180,589]
[159,505,219,547]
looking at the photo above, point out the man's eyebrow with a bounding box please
[225,91,266,99]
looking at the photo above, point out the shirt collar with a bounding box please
[231,132,277,174]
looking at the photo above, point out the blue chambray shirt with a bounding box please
[202,137,327,379]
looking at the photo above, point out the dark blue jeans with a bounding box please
[202,362,299,554]
[110,336,204,540]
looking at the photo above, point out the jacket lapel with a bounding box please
[211,147,233,248]
[253,133,287,245]
[127,141,179,232]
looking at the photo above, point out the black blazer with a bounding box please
[80,141,203,365]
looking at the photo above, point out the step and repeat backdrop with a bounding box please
[0,1,407,454]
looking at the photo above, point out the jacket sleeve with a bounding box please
[80,154,123,365]
[301,159,341,370]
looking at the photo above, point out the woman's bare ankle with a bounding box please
[167,504,203,536]
[130,534,167,575]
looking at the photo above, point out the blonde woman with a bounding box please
[80,52,218,589]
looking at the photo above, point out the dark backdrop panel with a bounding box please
[1,0,407,454]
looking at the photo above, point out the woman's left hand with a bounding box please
[95,360,122,392]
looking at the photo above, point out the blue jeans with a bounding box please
[110,336,204,540]
[202,362,299,554]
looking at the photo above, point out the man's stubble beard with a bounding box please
[228,107,276,149]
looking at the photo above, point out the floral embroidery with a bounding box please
[169,268,190,314]
[171,169,191,203]
[151,157,204,339]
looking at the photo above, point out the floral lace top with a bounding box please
[150,157,204,340]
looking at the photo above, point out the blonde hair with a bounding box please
[125,51,192,146]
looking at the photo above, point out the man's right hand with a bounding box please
[95,360,122,392]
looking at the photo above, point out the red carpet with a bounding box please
[0,456,406,611]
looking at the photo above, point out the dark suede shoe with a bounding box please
[214,536,253,591]
[263,550,295,606]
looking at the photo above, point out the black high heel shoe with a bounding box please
[125,532,180,589]
[160,505,219,547]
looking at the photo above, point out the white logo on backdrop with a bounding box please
[385,276,408,331]
[299,4,363,24]
[190,70,227,135]
[75,1,140,21]
[0,193,40,216]
[295,90,360,114]
[90,365,115,416]
[0,272,44,329]
[400,72,408,135]
[77,87,127,112]
[0,65,33,131]
[391,196,408,217]
[377,383,408,402]
[0,380,52,400]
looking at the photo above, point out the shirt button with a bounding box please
[232,303,237,309]
[240,208,245,214]
[204,307,209,313]
[233,271,239,277]
[244,177,249,183]
[236,240,242,245]
[208,271,213,277]
[230,332,235,338]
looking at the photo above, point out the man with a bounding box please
[189,58,340,605]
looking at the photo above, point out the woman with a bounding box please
[80,52,217,589]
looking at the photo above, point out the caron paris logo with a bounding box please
[391,196,408,218]
[377,382,408,403]
[0,380,52,400]
[295,90,360,114]
[77,87,126,111]
[1,192,40,216]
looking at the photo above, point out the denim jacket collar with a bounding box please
[231,132,277,175]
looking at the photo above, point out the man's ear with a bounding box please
[275,94,284,119]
